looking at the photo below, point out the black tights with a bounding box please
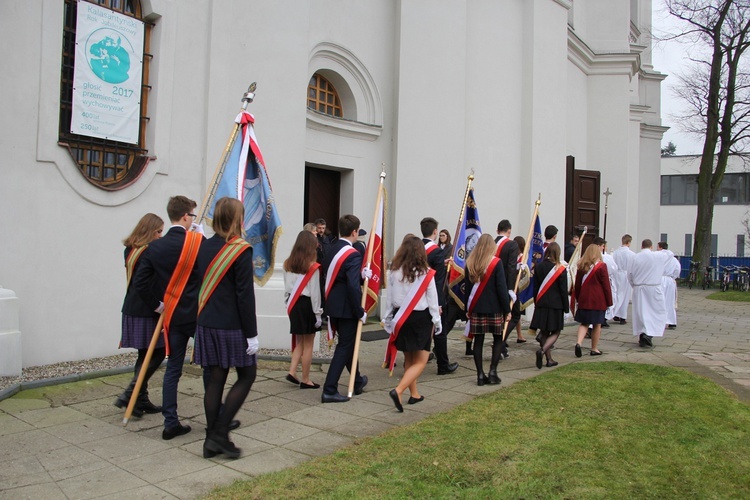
[539,331,560,361]
[204,365,257,436]
[132,347,166,393]
[472,334,504,374]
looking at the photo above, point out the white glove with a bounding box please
[314,317,322,329]
[190,222,205,235]
[246,337,259,356]
[361,266,373,280]
[360,312,368,323]
[508,290,517,302]
[434,322,443,335]
[155,301,165,314]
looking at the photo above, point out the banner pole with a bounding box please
[197,83,257,224]
[347,169,386,398]
[502,193,541,342]
[444,173,475,296]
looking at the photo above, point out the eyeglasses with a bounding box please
[187,213,196,218]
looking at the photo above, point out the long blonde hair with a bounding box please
[213,197,245,241]
[123,213,164,248]
[577,243,602,272]
[465,234,496,283]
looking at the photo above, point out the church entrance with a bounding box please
[565,156,600,251]
[304,165,340,231]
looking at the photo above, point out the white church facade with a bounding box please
[0,0,666,368]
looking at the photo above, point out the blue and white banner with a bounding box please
[447,188,482,309]
[71,1,144,144]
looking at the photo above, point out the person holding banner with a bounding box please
[383,235,441,411]
[464,234,511,385]
[321,215,369,403]
[114,213,166,418]
[283,230,323,389]
[134,195,204,440]
[572,243,612,357]
[494,219,520,357]
[529,243,568,368]
[194,198,258,459]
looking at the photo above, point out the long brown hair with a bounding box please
[390,234,428,283]
[466,234,496,283]
[578,243,602,272]
[284,230,318,274]
[544,242,561,265]
[212,197,244,241]
[123,213,163,248]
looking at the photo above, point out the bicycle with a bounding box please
[687,261,700,289]
[738,267,750,292]
[719,265,733,292]
[703,265,713,290]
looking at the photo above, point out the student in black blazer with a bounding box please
[134,195,204,440]
[464,234,511,386]
[321,215,368,403]
[495,219,521,355]
[420,217,458,375]
[530,242,568,368]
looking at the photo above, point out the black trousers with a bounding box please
[323,317,364,395]
[435,298,466,367]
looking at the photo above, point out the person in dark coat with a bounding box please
[529,242,568,368]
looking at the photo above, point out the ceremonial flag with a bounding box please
[363,188,386,314]
[566,226,587,293]
[517,213,543,310]
[207,111,282,286]
[447,188,482,309]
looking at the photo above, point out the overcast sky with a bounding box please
[652,0,706,155]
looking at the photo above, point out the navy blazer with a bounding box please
[196,235,257,338]
[495,236,519,291]
[533,260,569,313]
[464,260,511,315]
[423,239,447,308]
[323,239,365,319]
[133,226,203,327]
[121,247,159,318]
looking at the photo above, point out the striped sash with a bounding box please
[162,231,203,355]
[125,246,147,289]
[198,236,252,315]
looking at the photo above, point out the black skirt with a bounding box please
[530,307,565,332]
[574,308,606,325]
[194,325,257,369]
[394,309,432,353]
[289,295,317,334]
[121,315,164,350]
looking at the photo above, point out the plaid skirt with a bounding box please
[121,315,164,350]
[469,313,504,336]
[194,325,257,369]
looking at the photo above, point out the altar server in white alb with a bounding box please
[657,241,682,330]
[612,234,636,325]
[628,239,674,347]
[594,237,618,327]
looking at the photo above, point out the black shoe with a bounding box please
[477,374,488,386]
[488,370,501,385]
[202,443,218,459]
[204,434,241,459]
[667,324,676,330]
[229,420,240,431]
[517,338,527,344]
[643,334,653,347]
[389,389,404,412]
[536,349,543,369]
[428,352,435,362]
[601,321,610,328]
[619,319,627,325]
[286,374,300,385]
[638,334,646,347]
[300,381,321,389]
[465,344,473,356]
[613,316,621,322]
[136,393,162,414]
[113,395,144,418]
[407,395,425,405]
[575,343,582,358]
[354,375,368,395]
[501,352,510,360]
[546,360,559,367]
[321,392,349,403]
[585,328,592,339]
[162,423,191,440]
[590,350,603,356]
[437,362,459,375]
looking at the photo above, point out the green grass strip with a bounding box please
[206,363,750,499]
[706,290,750,302]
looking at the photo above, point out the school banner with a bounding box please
[70,1,144,144]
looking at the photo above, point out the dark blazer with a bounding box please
[121,247,160,318]
[464,259,511,315]
[533,260,569,313]
[495,236,519,291]
[196,235,257,338]
[564,242,576,262]
[323,239,365,319]
[133,226,203,327]
[574,262,613,311]
[423,239,446,307]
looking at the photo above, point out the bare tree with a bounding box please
[664,0,750,278]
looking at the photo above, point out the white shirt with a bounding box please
[382,268,441,327]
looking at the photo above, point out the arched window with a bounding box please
[59,0,153,190]
[307,73,343,118]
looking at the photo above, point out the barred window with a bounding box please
[59,0,153,190]
[307,73,343,118]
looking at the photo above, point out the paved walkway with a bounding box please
[1,288,749,499]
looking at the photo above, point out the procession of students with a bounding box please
[119,196,680,459]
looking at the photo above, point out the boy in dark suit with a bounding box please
[134,195,204,439]
[495,219,521,356]
[321,215,369,402]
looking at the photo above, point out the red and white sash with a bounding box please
[495,236,510,258]
[383,269,436,373]
[424,240,438,256]
[325,245,358,343]
[287,263,321,315]
[463,257,501,338]
[536,263,567,302]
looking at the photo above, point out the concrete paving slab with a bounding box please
[96,484,178,499]
[235,418,320,446]
[0,455,51,491]
[222,447,311,476]
[56,465,148,499]
[0,414,34,436]
[0,482,68,500]
[0,429,69,459]
[119,447,214,484]
[45,417,127,444]
[0,398,50,414]
[155,465,249,499]
[81,432,171,464]
[12,406,90,429]
[36,446,110,481]
[282,430,354,456]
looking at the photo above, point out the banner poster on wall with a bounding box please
[70,1,144,145]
